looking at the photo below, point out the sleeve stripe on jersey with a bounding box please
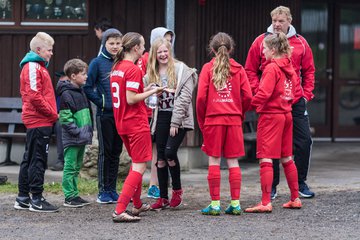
[29,62,37,91]
[126,81,140,89]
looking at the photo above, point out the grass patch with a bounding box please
[0,178,149,195]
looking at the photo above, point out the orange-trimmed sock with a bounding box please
[115,171,142,214]
[208,165,221,201]
[229,166,241,200]
[282,160,299,201]
[260,162,273,205]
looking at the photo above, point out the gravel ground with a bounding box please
[1,184,359,240]
[1,142,359,239]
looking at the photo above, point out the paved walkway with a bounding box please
[1,142,359,190]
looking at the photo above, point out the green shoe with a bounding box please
[225,204,242,215]
[201,205,221,215]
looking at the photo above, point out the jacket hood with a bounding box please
[150,27,176,46]
[210,58,244,75]
[56,79,81,96]
[19,50,49,68]
[100,45,113,59]
[266,24,297,38]
[272,58,296,78]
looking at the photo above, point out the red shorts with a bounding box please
[201,125,245,158]
[256,113,293,159]
[120,131,152,163]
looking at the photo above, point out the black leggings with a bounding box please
[156,111,186,199]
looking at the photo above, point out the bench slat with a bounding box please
[0,97,23,110]
[0,111,23,124]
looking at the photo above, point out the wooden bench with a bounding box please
[243,111,258,161]
[0,97,25,166]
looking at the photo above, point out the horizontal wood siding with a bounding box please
[0,0,165,98]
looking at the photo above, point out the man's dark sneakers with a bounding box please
[271,187,277,200]
[14,196,30,210]
[30,197,59,212]
[299,183,315,198]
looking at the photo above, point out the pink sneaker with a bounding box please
[169,189,183,208]
[150,198,169,210]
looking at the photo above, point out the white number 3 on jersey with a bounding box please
[112,82,120,108]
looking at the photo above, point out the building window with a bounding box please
[0,0,88,28]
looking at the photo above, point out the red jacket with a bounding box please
[245,25,315,103]
[137,52,149,77]
[196,58,253,131]
[251,58,298,114]
[20,61,58,128]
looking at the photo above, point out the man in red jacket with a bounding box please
[245,6,315,199]
[14,32,59,213]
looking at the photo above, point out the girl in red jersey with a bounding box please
[245,32,302,213]
[196,32,252,215]
[110,32,164,222]
[144,37,197,210]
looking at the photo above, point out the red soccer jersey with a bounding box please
[110,60,149,135]
[196,58,252,131]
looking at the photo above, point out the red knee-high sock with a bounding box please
[132,175,143,209]
[228,167,241,200]
[282,160,299,201]
[115,171,142,214]
[207,165,221,201]
[260,162,273,205]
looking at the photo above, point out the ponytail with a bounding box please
[208,32,234,90]
[112,32,143,70]
[264,32,291,57]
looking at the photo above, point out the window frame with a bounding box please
[0,0,89,30]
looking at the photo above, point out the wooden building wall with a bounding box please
[0,0,165,98]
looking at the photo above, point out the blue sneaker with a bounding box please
[201,205,221,215]
[110,191,119,203]
[299,183,315,198]
[225,204,242,215]
[147,185,160,199]
[97,192,113,204]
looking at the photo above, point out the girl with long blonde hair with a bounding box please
[144,37,197,210]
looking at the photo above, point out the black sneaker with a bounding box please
[0,176,7,185]
[50,162,64,171]
[271,187,277,200]
[299,183,315,198]
[76,196,90,206]
[30,197,59,212]
[14,196,30,210]
[63,197,84,208]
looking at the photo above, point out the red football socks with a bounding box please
[282,160,299,201]
[115,170,142,214]
[260,162,273,205]
[132,176,143,209]
[229,167,241,200]
[208,165,221,200]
